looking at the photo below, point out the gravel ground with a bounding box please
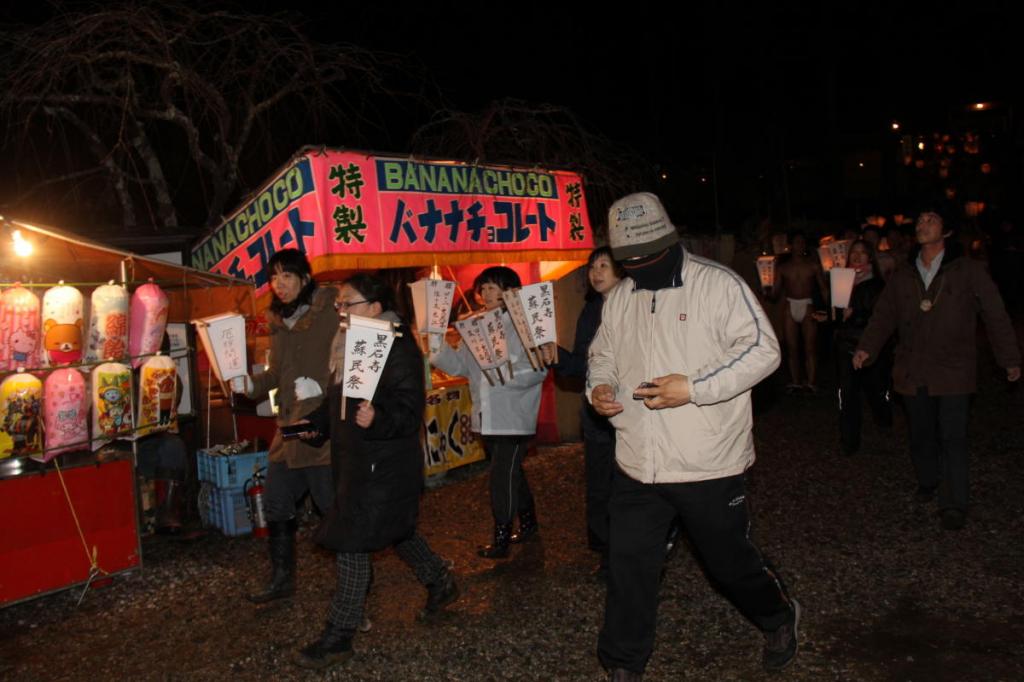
[2,342,1022,681]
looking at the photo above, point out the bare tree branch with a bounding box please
[411,99,650,239]
[0,3,414,231]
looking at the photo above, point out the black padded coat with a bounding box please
[305,324,425,553]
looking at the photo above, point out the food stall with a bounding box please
[0,216,255,607]
[190,147,594,475]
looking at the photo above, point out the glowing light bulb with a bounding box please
[12,230,33,257]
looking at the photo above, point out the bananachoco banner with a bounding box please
[190,150,595,295]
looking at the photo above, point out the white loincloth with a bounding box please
[787,297,812,323]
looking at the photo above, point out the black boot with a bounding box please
[154,479,183,535]
[477,523,512,559]
[247,519,296,603]
[509,507,539,544]
[294,621,354,670]
[418,566,460,621]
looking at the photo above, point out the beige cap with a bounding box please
[608,192,679,260]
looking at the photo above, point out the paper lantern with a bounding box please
[91,362,134,450]
[817,245,835,272]
[827,240,851,269]
[129,282,169,368]
[41,369,88,460]
[0,285,41,370]
[191,313,247,383]
[136,355,177,439]
[42,284,84,366]
[830,268,857,309]
[0,372,43,459]
[86,283,130,363]
[756,256,777,289]
[408,278,456,335]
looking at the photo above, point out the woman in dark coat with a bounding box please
[294,274,458,671]
[543,247,624,575]
[834,239,893,455]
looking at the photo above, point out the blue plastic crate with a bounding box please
[197,450,268,489]
[206,485,252,537]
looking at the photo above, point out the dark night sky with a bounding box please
[305,2,1020,158]
[2,1,1019,228]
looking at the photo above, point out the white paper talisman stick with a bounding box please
[341,315,397,402]
[454,315,498,385]
[516,282,558,349]
[501,290,541,370]
[191,313,247,383]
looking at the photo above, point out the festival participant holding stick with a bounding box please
[431,267,548,559]
[833,239,892,456]
[229,249,337,604]
[294,274,458,670]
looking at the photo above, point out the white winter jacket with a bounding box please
[587,249,780,483]
[431,310,548,435]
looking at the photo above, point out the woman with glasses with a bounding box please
[293,274,458,670]
[229,249,338,605]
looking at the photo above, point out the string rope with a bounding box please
[51,457,110,606]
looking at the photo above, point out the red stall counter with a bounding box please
[1,457,141,607]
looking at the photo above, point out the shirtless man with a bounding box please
[775,232,827,392]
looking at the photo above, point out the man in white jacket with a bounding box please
[588,193,800,679]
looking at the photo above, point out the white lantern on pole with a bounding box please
[830,268,857,309]
[756,255,777,290]
[827,240,852,269]
[191,313,248,384]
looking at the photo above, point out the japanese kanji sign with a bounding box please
[191,150,594,295]
[408,279,456,335]
[478,308,510,368]
[191,313,247,383]
[454,315,500,371]
[342,315,396,401]
[515,282,557,347]
[502,290,535,349]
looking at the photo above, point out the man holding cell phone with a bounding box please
[588,193,800,679]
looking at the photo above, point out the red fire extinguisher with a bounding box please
[245,467,269,538]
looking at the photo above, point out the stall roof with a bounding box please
[1,215,255,319]
[1,216,248,288]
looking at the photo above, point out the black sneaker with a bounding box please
[763,599,801,672]
[294,625,354,670]
[418,569,459,622]
[940,509,966,531]
[914,485,937,502]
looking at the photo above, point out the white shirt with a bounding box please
[915,249,945,290]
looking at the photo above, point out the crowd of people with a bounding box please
[222,190,1019,680]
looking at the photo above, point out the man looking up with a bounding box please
[854,210,1020,530]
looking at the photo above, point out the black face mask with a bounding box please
[622,243,683,290]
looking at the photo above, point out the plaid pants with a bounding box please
[327,532,446,628]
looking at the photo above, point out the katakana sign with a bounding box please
[191,150,594,294]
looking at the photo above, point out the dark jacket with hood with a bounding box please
[554,294,615,440]
[249,285,339,468]
[834,274,887,355]
[305,321,425,553]
[857,242,1020,395]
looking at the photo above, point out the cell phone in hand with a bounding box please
[280,423,316,440]
[632,381,656,400]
